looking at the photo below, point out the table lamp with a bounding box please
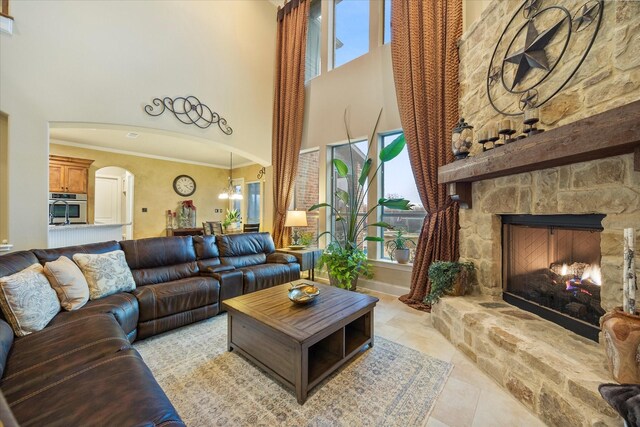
[284,210,308,248]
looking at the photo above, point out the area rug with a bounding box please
[134,314,452,427]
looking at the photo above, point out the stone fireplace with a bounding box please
[502,214,605,341]
[429,1,640,425]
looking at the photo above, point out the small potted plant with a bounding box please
[384,229,416,264]
[425,261,475,304]
[317,241,373,291]
[222,209,241,233]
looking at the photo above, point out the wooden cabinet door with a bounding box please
[65,166,88,193]
[49,164,65,192]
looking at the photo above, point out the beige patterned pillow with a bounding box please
[44,256,90,311]
[73,250,136,300]
[0,264,61,337]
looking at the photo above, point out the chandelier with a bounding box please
[218,153,243,200]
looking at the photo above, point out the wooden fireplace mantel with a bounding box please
[439,100,640,208]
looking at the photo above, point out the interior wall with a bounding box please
[0,113,7,244]
[0,0,277,250]
[50,142,232,239]
[463,0,492,31]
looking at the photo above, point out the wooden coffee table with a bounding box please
[223,281,378,404]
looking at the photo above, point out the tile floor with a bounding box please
[368,290,545,427]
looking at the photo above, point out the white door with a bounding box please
[94,175,121,225]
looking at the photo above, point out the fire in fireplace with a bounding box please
[502,215,605,341]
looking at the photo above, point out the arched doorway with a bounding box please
[95,166,134,240]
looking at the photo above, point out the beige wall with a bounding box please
[50,143,234,239]
[463,0,491,31]
[0,113,7,243]
[0,0,277,250]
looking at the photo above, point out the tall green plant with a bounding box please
[309,109,413,288]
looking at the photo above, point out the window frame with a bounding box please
[378,131,424,262]
[331,0,371,70]
[329,140,369,251]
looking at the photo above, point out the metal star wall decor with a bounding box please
[504,19,565,89]
[573,1,600,32]
[486,0,603,116]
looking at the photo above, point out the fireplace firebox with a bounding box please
[502,215,605,341]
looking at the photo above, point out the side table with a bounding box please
[276,247,323,280]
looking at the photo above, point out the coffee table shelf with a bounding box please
[223,282,378,404]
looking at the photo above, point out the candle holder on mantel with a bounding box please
[452,118,474,160]
[477,129,490,152]
[523,107,544,136]
[486,124,499,150]
[498,118,517,144]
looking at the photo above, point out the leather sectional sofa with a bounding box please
[0,232,300,426]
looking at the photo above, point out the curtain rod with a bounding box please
[277,0,306,22]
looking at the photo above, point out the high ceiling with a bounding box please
[49,125,252,169]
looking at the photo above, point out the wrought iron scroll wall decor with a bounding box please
[486,0,603,116]
[257,167,266,180]
[144,96,233,135]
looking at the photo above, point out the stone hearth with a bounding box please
[431,297,618,426]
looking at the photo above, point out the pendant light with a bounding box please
[218,153,243,200]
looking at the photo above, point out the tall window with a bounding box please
[380,132,425,260]
[246,182,261,224]
[305,0,322,82]
[330,141,369,249]
[383,0,391,44]
[294,150,320,247]
[333,0,369,68]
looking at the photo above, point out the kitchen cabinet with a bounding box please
[49,155,94,194]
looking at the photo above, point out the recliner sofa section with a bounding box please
[0,232,300,426]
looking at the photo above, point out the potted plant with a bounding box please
[310,110,413,290]
[222,208,241,233]
[299,231,314,248]
[424,261,475,304]
[384,228,416,264]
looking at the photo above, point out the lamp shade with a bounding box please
[284,210,308,227]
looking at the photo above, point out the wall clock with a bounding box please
[486,0,603,116]
[173,175,196,197]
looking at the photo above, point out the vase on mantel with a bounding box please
[601,307,640,383]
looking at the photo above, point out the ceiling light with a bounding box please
[126,132,139,139]
[218,153,243,200]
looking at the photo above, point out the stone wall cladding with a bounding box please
[457,0,640,311]
[432,297,621,426]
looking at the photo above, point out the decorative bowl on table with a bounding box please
[288,281,320,305]
[288,245,306,250]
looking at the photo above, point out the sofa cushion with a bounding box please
[43,256,90,311]
[6,348,184,427]
[0,319,13,378]
[120,236,199,286]
[31,241,121,264]
[239,263,300,294]
[48,292,139,342]
[137,303,219,340]
[1,314,130,402]
[193,235,222,271]
[216,232,276,268]
[73,250,136,300]
[0,251,39,278]
[0,264,60,337]
[133,276,220,323]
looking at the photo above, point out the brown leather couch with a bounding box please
[0,232,299,426]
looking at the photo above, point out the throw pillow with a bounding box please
[73,250,136,300]
[0,264,61,337]
[44,256,90,311]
